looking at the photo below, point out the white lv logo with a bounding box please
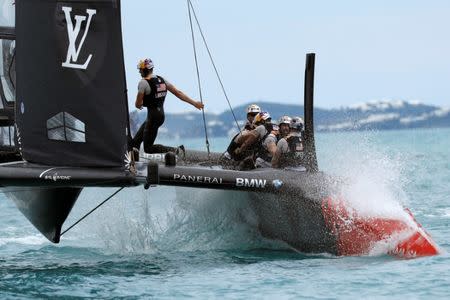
[61,6,97,70]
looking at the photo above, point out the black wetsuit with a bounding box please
[131,76,176,153]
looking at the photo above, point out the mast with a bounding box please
[303,53,318,172]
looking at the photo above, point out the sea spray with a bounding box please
[70,186,278,254]
[62,131,420,256]
[317,131,421,253]
[67,186,175,253]
[160,187,285,251]
[319,131,411,218]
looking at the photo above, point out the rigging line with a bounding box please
[9,50,15,90]
[60,187,124,237]
[187,0,242,134]
[187,0,210,156]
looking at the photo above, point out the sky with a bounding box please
[121,0,450,113]
[2,0,449,113]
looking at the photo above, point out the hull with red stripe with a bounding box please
[246,170,439,258]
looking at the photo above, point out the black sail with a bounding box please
[15,0,128,167]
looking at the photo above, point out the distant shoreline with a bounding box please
[130,100,450,138]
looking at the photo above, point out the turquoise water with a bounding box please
[1,128,449,298]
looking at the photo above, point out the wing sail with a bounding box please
[15,0,129,167]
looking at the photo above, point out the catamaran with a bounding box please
[0,0,439,258]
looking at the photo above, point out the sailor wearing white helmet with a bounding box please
[232,111,273,164]
[255,115,290,168]
[290,116,304,135]
[224,104,261,160]
[245,104,261,130]
[272,116,304,169]
[278,115,292,138]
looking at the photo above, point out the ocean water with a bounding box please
[1,128,449,299]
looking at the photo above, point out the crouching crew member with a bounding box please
[255,116,291,168]
[130,58,204,154]
[233,111,273,162]
[272,116,304,169]
[225,104,261,159]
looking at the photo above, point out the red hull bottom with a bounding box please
[322,197,439,258]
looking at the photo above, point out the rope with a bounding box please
[187,0,242,134]
[187,0,210,156]
[60,187,124,237]
[9,51,15,90]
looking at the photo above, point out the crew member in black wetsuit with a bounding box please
[130,58,204,154]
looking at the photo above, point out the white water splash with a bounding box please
[63,132,426,256]
[0,235,47,247]
[69,186,277,254]
[320,131,414,223]
[318,131,424,254]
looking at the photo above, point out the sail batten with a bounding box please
[16,0,128,167]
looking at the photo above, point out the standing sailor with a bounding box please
[130,58,204,154]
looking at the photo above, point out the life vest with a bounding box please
[287,135,303,153]
[244,121,254,131]
[279,135,303,168]
[143,76,167,108]
[256,131,278,162]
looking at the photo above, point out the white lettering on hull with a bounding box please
[173,174,223,184]
[44,173,72,181]
[236,178,267,188]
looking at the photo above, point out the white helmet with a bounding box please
[247,104,261,114]
[290,116,304,131]
[278,115,292,125]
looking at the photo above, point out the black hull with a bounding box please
[140,154,340,254]
[248,192,337,254]
[0,161,136,187]
[6,187,81,242]
[0,161,137,243]
[0,153,439,257]
[1,155,339,251]
[246,171,338,254]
